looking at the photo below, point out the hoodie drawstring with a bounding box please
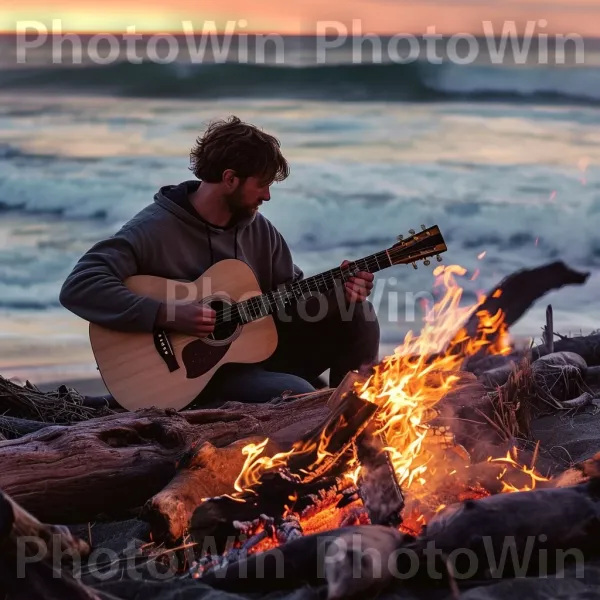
[205,224,214,266]
[205,223,239,265]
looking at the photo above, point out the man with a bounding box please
[59,116,380,407]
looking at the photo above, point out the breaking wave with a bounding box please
[1,61,599,104]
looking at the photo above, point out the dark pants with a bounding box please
[194,297,380,406]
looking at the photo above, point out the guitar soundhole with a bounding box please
[206,299,238,342]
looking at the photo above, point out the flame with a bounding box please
[489,451,550,492]
[228,263,545,538]
[355,264,510,494]
[233,439,296,495]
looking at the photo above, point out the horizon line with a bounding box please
[1,29,598,38]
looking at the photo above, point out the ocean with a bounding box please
[1,34,599,384]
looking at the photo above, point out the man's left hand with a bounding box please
[341,260,374,303]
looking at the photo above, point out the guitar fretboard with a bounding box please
[216,249,393,327]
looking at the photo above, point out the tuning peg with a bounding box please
[424,259,431,266]
[436,255,443,262]
[409,229,415,235]
[412,262,418,269]
[397,234,403,241]
[421,224,426,230]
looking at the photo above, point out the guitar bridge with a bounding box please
[153,330,180,372]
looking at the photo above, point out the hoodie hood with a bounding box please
[153,180,257,233]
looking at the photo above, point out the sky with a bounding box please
[1,0,599,35]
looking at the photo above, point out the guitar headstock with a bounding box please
[388,224,447,269]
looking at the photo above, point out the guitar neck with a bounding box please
[222,249,393,326]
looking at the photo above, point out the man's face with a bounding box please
[225,175,271,220]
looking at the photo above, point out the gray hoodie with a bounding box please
[59,180,304,332]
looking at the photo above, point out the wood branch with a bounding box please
[454,261,589,357]
[0,395,330,524]
[421,480,600,579]
[141,436,269,545]
[355,421,404,527]
[532,333,600,366]
[189,470,343,554]
[0,415,53,439]
[0,489,99,600]
[545,304,554,354]
[286,390,378,482]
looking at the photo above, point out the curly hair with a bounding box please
[189,116,290,185]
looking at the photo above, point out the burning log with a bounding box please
[285,389,379,482]
[141,436,269,545]
[0,489,99,600]
[189,471,345,554]
[355,421,404,527]
[0,396,330,524]
[189,389,378,552]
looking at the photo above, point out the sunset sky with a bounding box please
[1,0,599,35]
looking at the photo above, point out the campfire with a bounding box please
[187,264,552,577]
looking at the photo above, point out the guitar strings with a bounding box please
[208,240,439,328]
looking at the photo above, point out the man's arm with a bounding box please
[59,234,162,333]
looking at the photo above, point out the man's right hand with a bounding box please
[155,303,216,337]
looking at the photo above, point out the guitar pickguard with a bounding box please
[181,339,231,379]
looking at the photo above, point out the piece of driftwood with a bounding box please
[189,471,343,553]
[141,436,269,545]
[355,421,404,527]
[0,489,98,600]
[532,333,600,367]
[544,304,554,354]
[422,480,600,578]
[0,396,330,524]
[0,415,53,439]
[456,261,589,358]
[286,390,379,482]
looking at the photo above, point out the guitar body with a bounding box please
[89,259,278,411]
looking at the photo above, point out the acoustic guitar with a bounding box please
[89,225,447,411]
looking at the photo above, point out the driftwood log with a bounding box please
[532,333,600,366]
[460,261,589,348]
[0,489,98,600]
[142,375,369,545]
[0,395,330,524]
[141,436,268,545]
